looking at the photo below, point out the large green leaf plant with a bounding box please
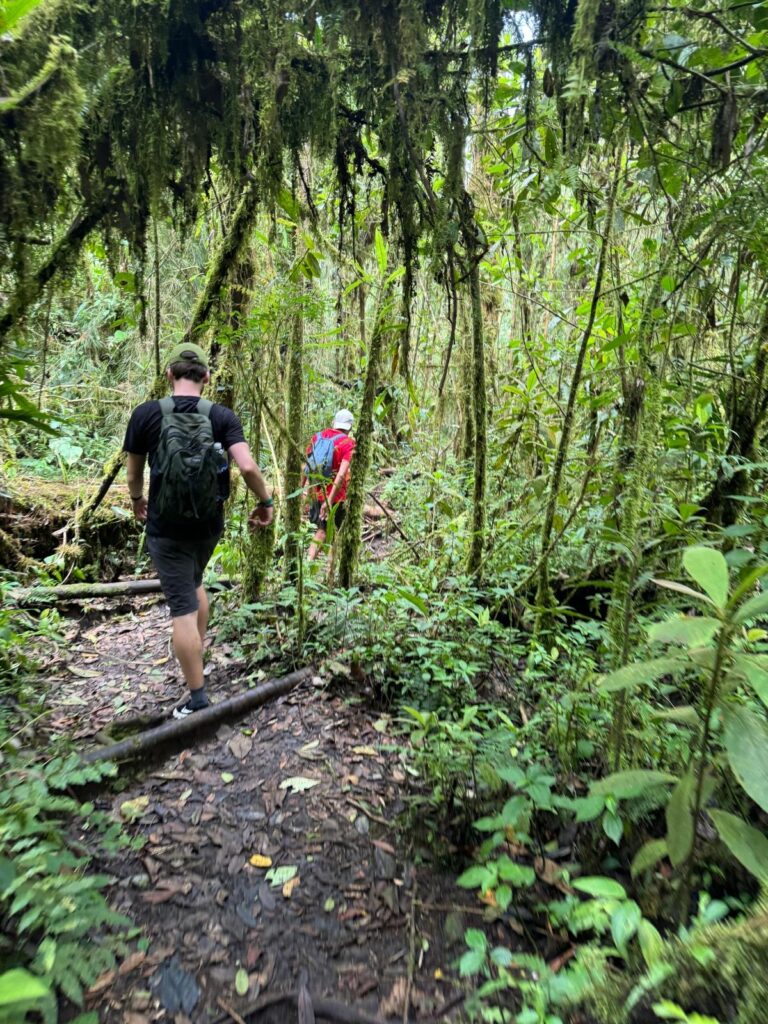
[597,546,768,918]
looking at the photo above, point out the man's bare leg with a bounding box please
[196,585,209,643]
[308,527,327,562]
[172,611,205,694]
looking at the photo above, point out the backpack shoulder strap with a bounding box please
[159,396,174,416]
[197,398,213,418]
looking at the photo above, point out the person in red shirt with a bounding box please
[303,409,356,561]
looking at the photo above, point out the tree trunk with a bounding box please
[534,154,621,632]
[183,180,259,347]
[284,291,305,581]
[338,294,390,588]
[466,252,487,579]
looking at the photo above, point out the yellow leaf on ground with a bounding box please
[282,876,300,898]
[352,746,377,756]
[249,854,272,868]
[120,795,150,821]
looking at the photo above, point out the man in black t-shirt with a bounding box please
[124,342,273,718]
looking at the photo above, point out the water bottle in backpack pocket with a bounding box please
[154,397,221,523]
[304,433,336,481]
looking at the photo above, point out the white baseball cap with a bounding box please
[332,408,354,430]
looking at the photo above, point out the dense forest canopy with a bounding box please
[2,0,768,1022]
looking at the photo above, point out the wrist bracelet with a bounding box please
[130,494,143,502]
[258,497,274,507]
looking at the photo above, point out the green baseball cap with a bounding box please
[165,342,209,369]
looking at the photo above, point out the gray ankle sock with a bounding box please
[189,686,208,709]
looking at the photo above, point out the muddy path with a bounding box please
[36,597,514,1023]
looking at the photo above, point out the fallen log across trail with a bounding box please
[211,988,400,1024]
[82,667,313,764]
[12,576,234,604]
[12,578,165,603]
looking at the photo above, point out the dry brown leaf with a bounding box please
[118,950,146,976]
[282,876,300,898]
[228,733,253,759]
[379,977,407,1018]
[87,969,115,996]
[371,839,396,855]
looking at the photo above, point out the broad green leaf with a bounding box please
[731,654,768,709]
[602,809,623,846]
[572,876,626,899]
[490,946,514,967]
[496,857,535,887]
[734,590,768,624]
[598,657,684,693]
[631,838,668,878]
[637,919,664,968]
[611,899,642,954]
[708,809,768,881]
[235,968,249,996]
[648,616,720,648]
[395,588,428,614]
[456,865,492,889]
[651,706,699,727]
[0,968,50,1006]
[653,578,714,606]
[683,547,729,608]
[459,948,485,976]
[265,864,298,887]
[729,564,768,607]
[592,770,676,799]
[499,794,528,827]
[276,187,300,222]
[666,771,694,867]
[0,857,16,892]
[573,793,605,822]
[464,927,487,952]
[374,227,387,275]
[724,707,768,812]
[0,0,46,34]
[495,884,512,910]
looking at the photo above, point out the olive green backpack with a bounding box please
[153,397,220,524]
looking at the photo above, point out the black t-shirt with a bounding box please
[124,395,246,540]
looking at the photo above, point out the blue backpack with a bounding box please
[305,433,337,480]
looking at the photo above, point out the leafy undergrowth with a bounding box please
[204,541,768,1023]
[0,750,138,1023]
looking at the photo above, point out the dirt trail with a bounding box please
[38,597,499,1023]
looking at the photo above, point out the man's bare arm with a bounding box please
[319,457,351,520]
[126,452,148,521]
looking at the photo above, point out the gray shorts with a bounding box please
[146,533,220,617]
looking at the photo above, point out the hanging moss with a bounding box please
[1,0,513,340]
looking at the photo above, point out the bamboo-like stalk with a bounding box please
[533,150,622,632]
[338,290,391,588]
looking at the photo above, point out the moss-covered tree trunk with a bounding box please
[533,154,621,633]
[699,298,768,526]
[338,292,390,588]
[607,200,691,767]
[466,252,487,579]
[283,288,304,582]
